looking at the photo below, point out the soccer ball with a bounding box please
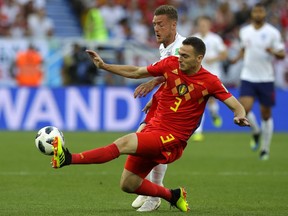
[35,126,65,155]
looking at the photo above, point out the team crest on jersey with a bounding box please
[177,84,188,96]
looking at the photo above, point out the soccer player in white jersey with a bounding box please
[192,15,228,141]
[131,5,185,212]
[231,3,285,160]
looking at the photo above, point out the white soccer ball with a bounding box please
[35,126,65,155]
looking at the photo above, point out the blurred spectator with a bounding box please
[177,12,193,37]
[280,0,288,33]
[1,0,20,25]
[11,43,43,86]
[17,0,46,9]
[0,0,20,36]
[131,17,150,44]
[83,2,108,41]
[9,10,28,38]
[27,7,54,38]
[62,43,98,86]
[21,0,34,20]
[234,1,251,27]
[187,0,216,21]
[112,18,133,41]
[99,0,126,37]
[213,1,235,37]
[125,0,142,26]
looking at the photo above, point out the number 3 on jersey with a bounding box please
[170,97,182,112]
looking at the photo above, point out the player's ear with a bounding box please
[172,20,177,29]
[197,55,204,63]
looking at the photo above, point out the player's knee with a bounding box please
[120,173,142,193]
[120,181,133,193]
[262,114,271,121]
[120,178,138,193]
[261,108,272,120]
[114,133,137,154]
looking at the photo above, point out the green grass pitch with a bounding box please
[0,131,287,216]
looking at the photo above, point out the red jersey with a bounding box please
[144,84,164,123]
[145,56,232,142]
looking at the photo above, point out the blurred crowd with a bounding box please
[68,0,288,87]
[0,0,53,38]
[71,0,288,46]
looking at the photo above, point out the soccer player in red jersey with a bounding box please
[51,37,250,212]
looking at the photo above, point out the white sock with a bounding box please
[261,118,273,153]
[195,114,205,134]
[145,171,151,181]
[151,164,167,186]
[247,112,261,134]
[208,101,219,117]
[149,164,167,201]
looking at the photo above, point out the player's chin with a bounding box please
[179,64,185,71]
[156,36,163,43]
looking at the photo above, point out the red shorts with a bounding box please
[124,130,187,178]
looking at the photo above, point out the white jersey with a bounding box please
[159,33,186,59]
[239,23,285,82]
[193,32,226,78]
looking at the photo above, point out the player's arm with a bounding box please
[266,48,286,60]
[216,50,228,61]
[229,48,244,64]
[142,98,153,113]
[134,76,165,98]
[223,96,250,127]
[86,49,150,79]
[206,50,228,64]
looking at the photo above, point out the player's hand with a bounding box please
[205,58,215,65]
[228,58,238,65]
[86,50,104,68]
[234,117,250,127]
[142,99,152,114]
[134,81,155,98]
[266,47,273,54]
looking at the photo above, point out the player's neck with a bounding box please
[185,65,201,75]
[200,31,208,37]
[252,21,265,29]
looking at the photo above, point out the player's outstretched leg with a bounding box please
[170,187,190,212]
[51,136,71,168]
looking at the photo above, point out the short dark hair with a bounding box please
[182,37,206,56]
[154,5,178,21]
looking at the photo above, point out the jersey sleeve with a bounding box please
[147,59,166,77]
[239,28,245,49]
[272,29,285,52]
[209,77,232,101]
[215,35,226,52]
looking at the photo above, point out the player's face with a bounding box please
[152,15,177,46]
[178,45,203,74]
[197,18,211,34]
[251,6,266,24]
